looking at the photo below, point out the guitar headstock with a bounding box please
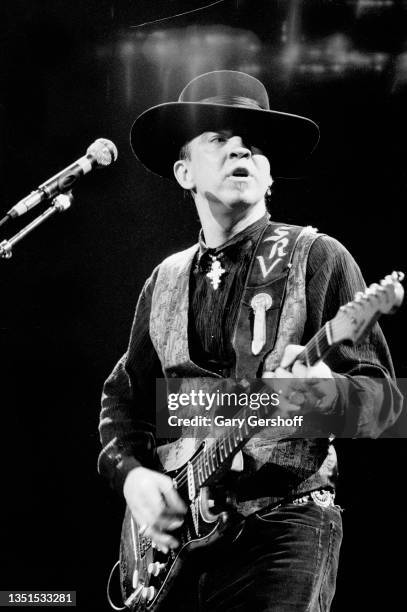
[329,271,404,346]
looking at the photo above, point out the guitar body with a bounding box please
[119,437,243,611]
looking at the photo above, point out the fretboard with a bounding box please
[296,323,332,368]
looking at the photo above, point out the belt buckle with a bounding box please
[311,489,333,508]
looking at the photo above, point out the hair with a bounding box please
[179,141,191,161]
[177,141,195,200]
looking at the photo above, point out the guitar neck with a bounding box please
[296,323,333,367]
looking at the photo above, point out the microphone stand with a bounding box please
[0,192,73,259]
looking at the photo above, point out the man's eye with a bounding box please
[210,135,225,143]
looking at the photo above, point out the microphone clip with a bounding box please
[0,192,73,260]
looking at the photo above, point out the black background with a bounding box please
[0,1,406,610]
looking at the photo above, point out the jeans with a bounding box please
[162,498,343,612]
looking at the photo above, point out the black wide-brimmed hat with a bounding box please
[130,70,320,179]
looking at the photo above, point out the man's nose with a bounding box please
[228,138,251,159]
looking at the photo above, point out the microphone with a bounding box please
[7,138,118,218]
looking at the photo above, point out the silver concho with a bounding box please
[311,489,334,508]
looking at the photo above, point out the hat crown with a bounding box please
[178,70,270,110]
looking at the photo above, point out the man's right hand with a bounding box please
[123,466,187,552]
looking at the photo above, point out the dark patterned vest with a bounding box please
[150,223,337,514]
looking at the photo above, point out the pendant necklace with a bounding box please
[206,253,226,290]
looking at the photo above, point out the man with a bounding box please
[99,71,402,611]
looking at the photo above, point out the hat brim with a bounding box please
[130,102,320,179]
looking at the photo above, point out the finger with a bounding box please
[291,360,308,378]
[304,377,324,388]
[166,518,184,530]
[132,479,186,529]
[150,525,179,548]
[274,366,293,379]
[145,526,179,552]
[131,503,184,541]
[153,514,185,532]
[262,370,275,379]
[262,369,286,395]
[312,380,338,411]
[273,368,294,398]
[286,390,306,406]
[280,344,304,369]
[305,378,328,395]
[135,505,185,532]
[273,371,306,397]
[158,479,187,515]
[308,362,333,379]
[268,374,290,399]
[277,395,302,414]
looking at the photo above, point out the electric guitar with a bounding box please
[115,271,404,611]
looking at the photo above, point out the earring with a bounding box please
[266,186,272,197]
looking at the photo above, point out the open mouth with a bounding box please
[229,167,251,179]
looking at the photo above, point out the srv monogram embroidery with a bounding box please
[256,227,290,279]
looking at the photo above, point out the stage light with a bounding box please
[119,41,135,59]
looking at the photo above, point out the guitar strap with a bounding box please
[233,221,318,379]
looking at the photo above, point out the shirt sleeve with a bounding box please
[98,266,163,492]
[304,235,404,438]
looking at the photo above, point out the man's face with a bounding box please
[176,129,272,210]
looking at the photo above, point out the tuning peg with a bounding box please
[383,271,404,285]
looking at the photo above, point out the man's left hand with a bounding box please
[262,344,338,414]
